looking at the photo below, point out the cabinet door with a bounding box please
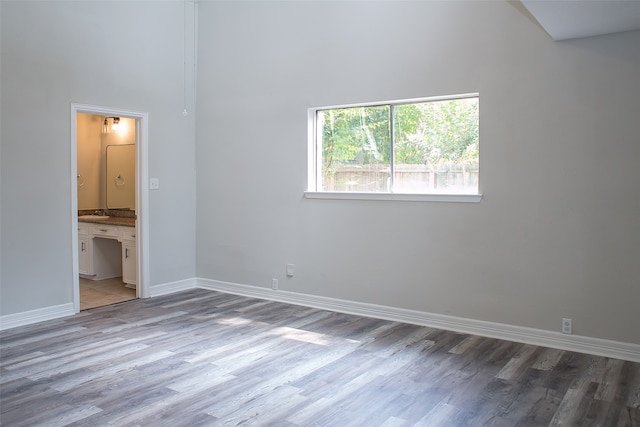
[78,236,92,275]
[122,242,137,286]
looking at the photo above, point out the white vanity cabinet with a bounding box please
[91,224,119,239]
[119,227,137,287]
[78,222,92,275]
[78,221,136,287]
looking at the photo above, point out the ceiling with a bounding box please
[520,0,640,40]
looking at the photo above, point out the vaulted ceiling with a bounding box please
[520,0,640,40]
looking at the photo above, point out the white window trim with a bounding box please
[306,93,481,202]
[304,192,482,203]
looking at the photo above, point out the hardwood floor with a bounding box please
[1,289,639,426]
[80,277,136,310]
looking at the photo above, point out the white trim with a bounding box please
[0,278,197,331]
[149,278,198,297]
[70,103,150,309]
[136,112,150,299]
[313,92,479,111]
[304,192,482,203]
[0,304,75,331]
[307,108,317,193]
[70,108,80,313]
[2,277,638,362]
[196,278,640,363]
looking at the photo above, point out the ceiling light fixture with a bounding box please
[102,116,122,134]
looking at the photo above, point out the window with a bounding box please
[307,94,480,201]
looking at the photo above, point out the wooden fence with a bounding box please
[322,163,479,193]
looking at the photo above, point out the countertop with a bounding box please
[78,217,136,227]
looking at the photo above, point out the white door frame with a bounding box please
[70,103,150,312]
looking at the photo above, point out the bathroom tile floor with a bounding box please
[80,277,136,310]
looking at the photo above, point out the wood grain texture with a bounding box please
[1,289,639,426]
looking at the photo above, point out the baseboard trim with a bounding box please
[0,278,198,331]
[197,278,640,363]
[3,278,638,362]
[149,277,197,297]
[0,303,75,331]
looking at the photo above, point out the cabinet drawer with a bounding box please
[118,227,136,242]
[91,225,118,239]
[78,222,90,236]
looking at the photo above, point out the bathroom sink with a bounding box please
[79,215,110,220]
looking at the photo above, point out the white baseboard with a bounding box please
[0,303,75,331]
[149,277,197,297]
[197,278,640,363]
[0,278,198,331]
[3,278,638,363]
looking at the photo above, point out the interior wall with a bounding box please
[0,1,197,315]
[195,1,640,344]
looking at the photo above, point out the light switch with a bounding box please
[150,178,160,190]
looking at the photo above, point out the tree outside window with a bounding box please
[315,95,479,194]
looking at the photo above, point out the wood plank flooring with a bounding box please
[1,289,639,426]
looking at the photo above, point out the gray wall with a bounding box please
[195,1,640,344]
[1,1,197,314]
[2,1,638,346]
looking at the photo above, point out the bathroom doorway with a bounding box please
[71,104,149,313]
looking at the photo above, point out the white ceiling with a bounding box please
[521,0,640,40]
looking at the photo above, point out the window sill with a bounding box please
[304,192,483,203]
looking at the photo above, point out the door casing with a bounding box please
[70,103,150,312]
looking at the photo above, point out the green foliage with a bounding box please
[320,97,479,171]
[394,98,478,165]
[320,106,390,172]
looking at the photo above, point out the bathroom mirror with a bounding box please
[106,144,135,210]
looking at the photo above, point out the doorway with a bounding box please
[71,104,149,313]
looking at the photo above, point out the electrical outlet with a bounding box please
[272,278,278,290]
[562,318,572,334]
[286,264,294,277]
